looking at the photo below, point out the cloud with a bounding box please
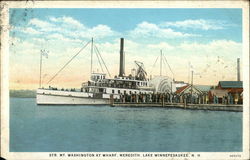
[25,16,119,40]
[14,17,205,44]
[19,27,42,35]
[161,19,226,30]
[129,21,199,39]
[49,16,85,29]
[148,42,174,50]
[10,37,38,53]
[9,16,242,89]
[48,16,118,39]
[29,18,55,31]
[48,33,82,43]
[88,24,116,38]
[178,40,241,56]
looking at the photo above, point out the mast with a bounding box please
[39,50,42,88]
[160,50,162,76]
[91,37,94,74]
[191,70,193,96]
[188,62,190,84]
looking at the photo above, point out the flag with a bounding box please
[189,62,194,72]
[41,49,49,58]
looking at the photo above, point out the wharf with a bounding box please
[111,103,243,112]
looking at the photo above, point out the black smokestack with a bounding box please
[237,58,240,81]
[119,38,125,77]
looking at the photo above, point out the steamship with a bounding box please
[36,38,155,105]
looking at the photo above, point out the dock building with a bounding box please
[209,81,243,104]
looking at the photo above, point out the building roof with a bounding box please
[218,81,243,88]
[176,85,189,94]
[194,85,212,92]
[175,85,202,95]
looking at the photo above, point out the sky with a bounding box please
[9,8,242,90]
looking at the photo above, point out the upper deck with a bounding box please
[87,73,149,89]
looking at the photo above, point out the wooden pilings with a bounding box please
[112,103,242,112]
[110,94,114,106]
[112,93,243,112]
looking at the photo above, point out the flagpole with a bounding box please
[90,38,93,74]
[39,50,42,88]
[188,62,190,84]
[160,50,162,76]
[191,70,193,97]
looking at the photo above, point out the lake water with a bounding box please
[10,98,242,152]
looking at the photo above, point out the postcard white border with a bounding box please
[1,1,249,160]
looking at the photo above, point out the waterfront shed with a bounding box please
[175,85,204,103]
[175,84,202,96]
[208,89,228,103]
[215,81,243,104]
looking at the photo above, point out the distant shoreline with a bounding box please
[9,90,36,98]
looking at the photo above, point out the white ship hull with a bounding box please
[36,89,110,105]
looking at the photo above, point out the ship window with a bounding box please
[99,88,103,93]
[124,90,126,94]
[129,91,132,94]
[112,90,114,94]
[137,82,139,85]
[118,90,120,94]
